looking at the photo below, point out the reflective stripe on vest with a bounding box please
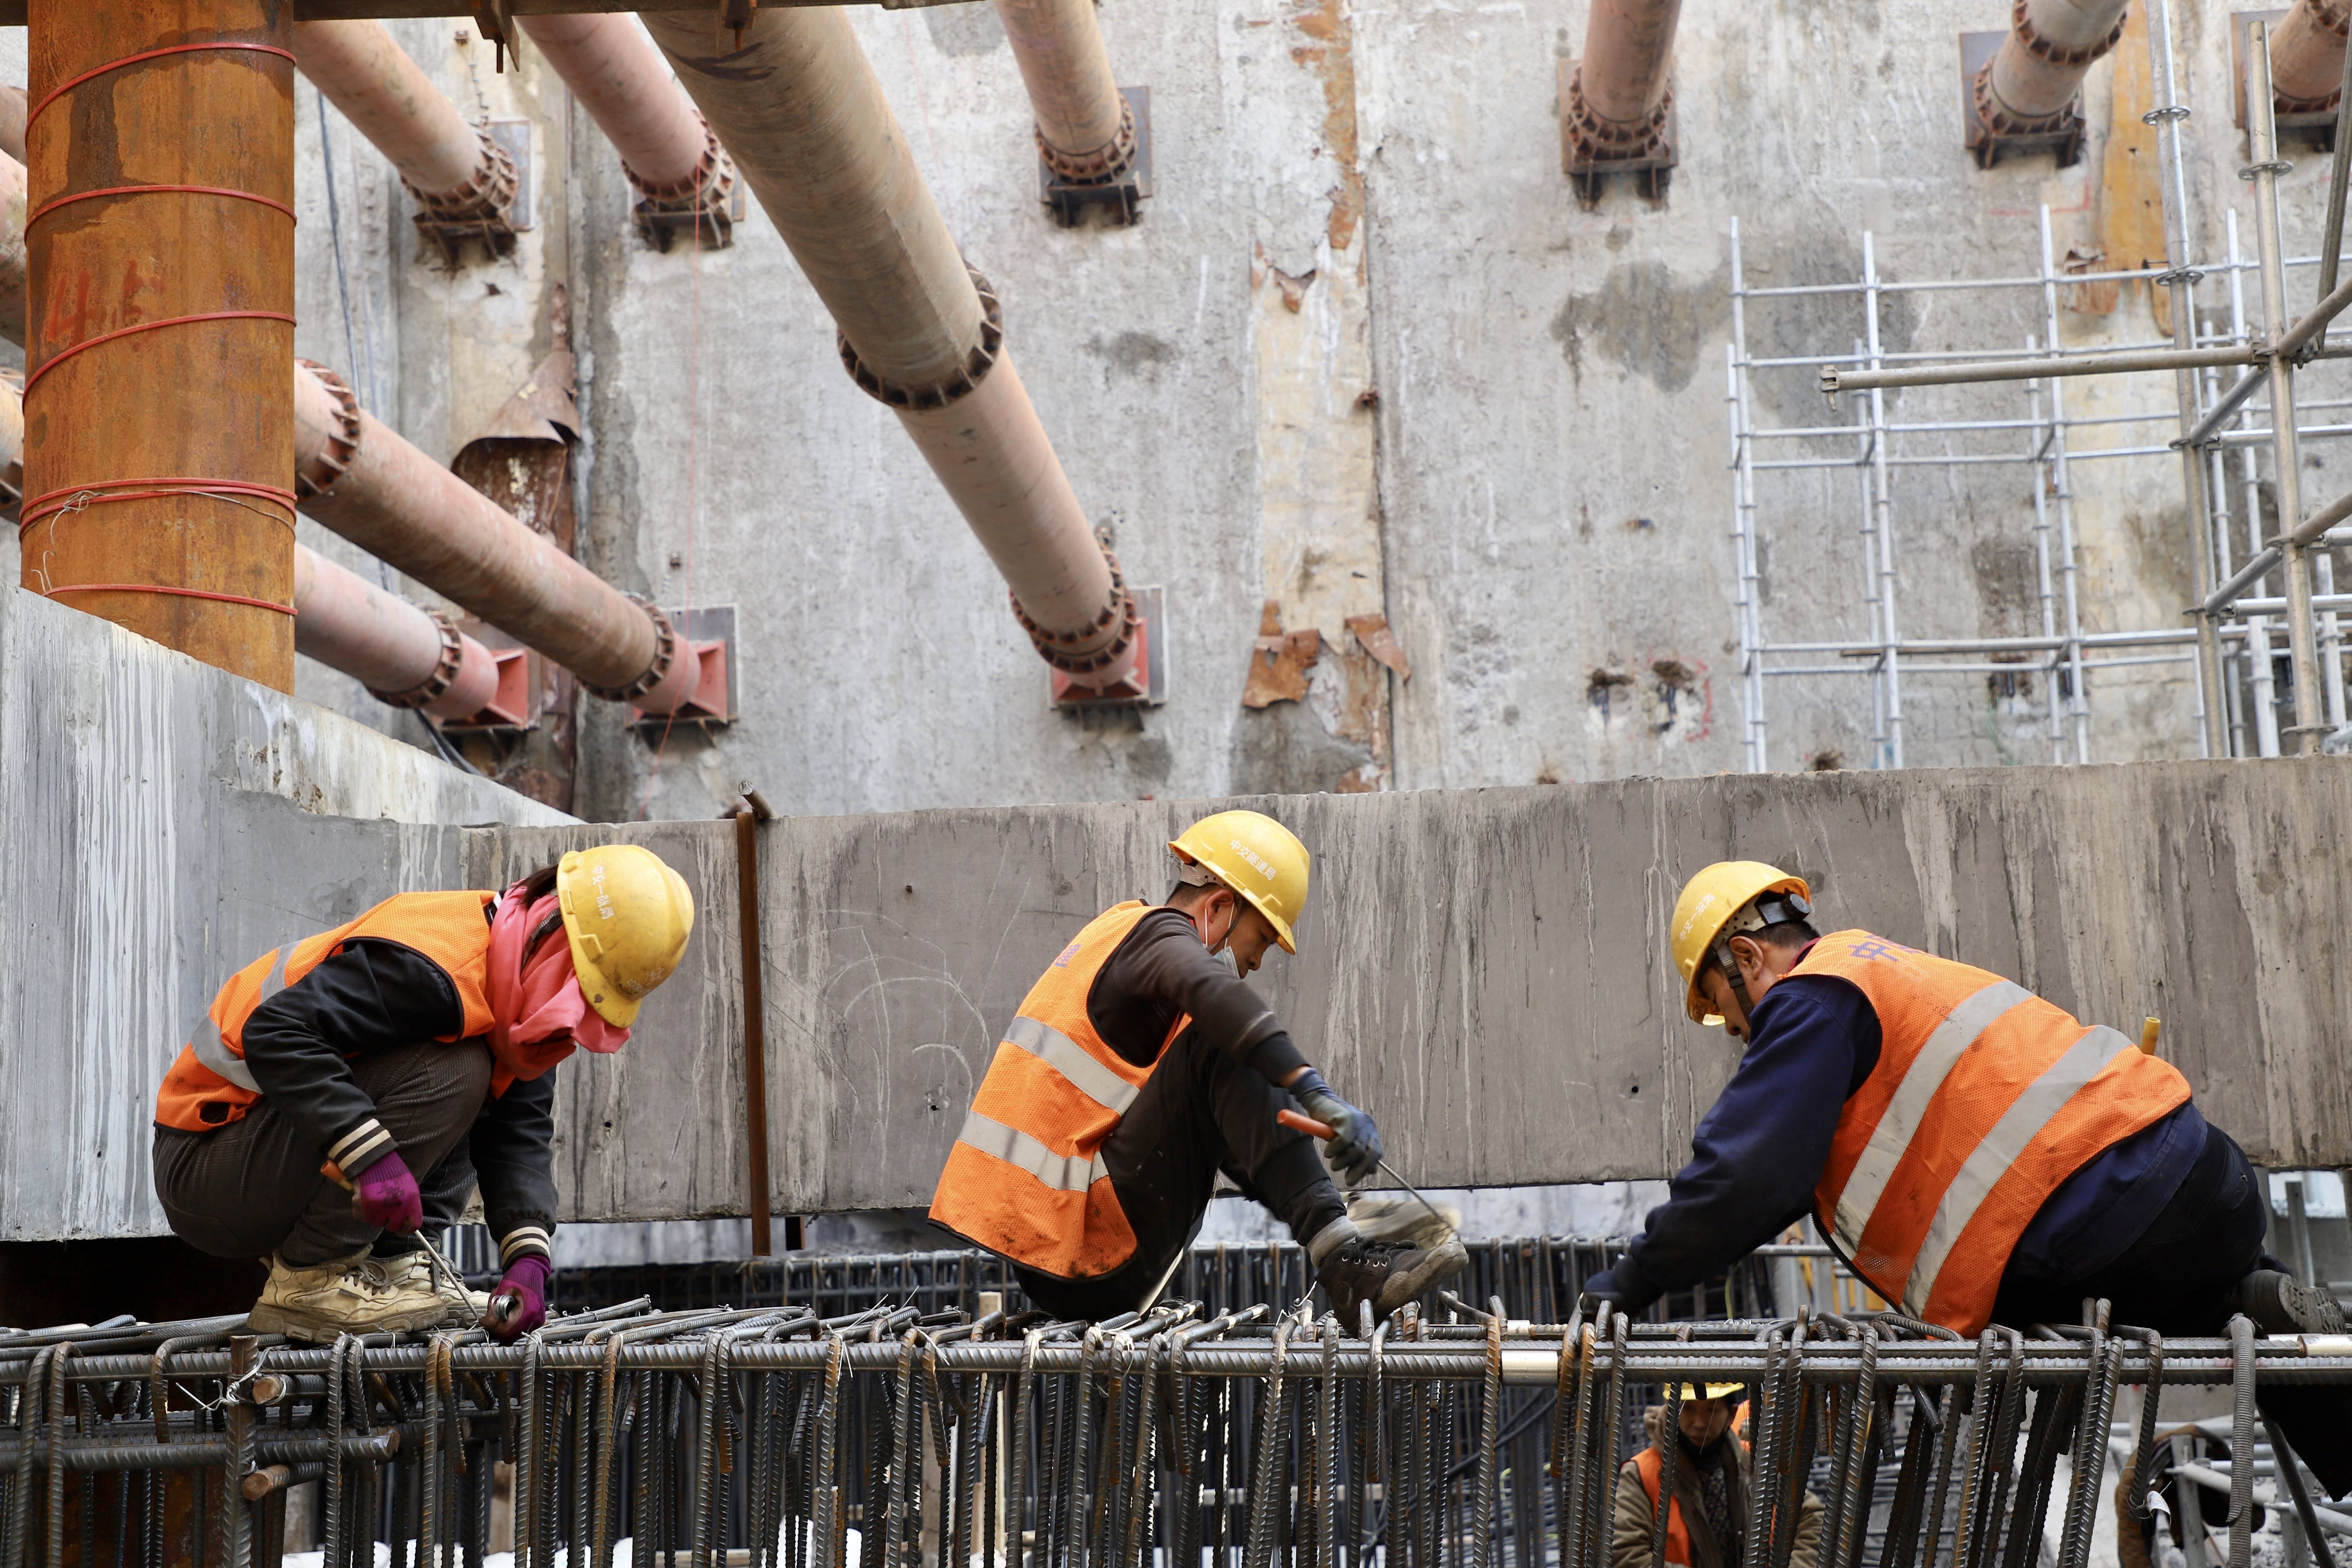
[952,1109,1110,1193]
[184,938,302,1094]
[928,901,1190,1280]
[1796,930,2191,1335]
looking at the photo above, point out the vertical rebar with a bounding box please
[2231,1316,2256,1568]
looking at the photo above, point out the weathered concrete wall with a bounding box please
[237,0,2352,818]
[0,589,570,1241]
[477,758,2352,1225]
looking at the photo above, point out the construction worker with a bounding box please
[1611,1383,1821,1568]
[1583,861,2352,1491]
[151,846,694,1343]
[930,809,1466,1324]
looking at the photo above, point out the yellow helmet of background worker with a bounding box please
[1169,810,1311,954]
[557,844,698,1026]
[1669,861,1813,1023]
[1672,1381,1750,1403]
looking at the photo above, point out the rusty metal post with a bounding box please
[733,786,777,1257]
[643,9,1143,694]
[23,0,297,689]
[993,0,1135,181]
[1974,0,2130,132]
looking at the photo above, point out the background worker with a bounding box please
[930,810,1465,1324]
[1583,861,2352,1491]
[152,846,695,1343]
[1611,1382,1821,1568]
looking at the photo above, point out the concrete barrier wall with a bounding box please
[481,757,2352,1226]
[0,590,570,1241]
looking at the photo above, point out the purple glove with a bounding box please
[484,1256,551,1341]
[351,1151,422,1234]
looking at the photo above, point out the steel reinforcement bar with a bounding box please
[2,1300,2347,1568]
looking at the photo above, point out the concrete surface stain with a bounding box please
[1084,329,1180,379]
[1548,259,1729,394]
[923,2,1006,55]
[1290,0,1363,253]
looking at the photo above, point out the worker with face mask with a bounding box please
[152,845,695,1342]
[1584,861,2352,1493]
[931,810,1466,1324]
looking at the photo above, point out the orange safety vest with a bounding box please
[1795,930,2190,1336]
[1631,1447,1695,1568]
[929,902,1191,1279]
[154,892,498,1133]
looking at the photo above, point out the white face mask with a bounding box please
[1212,947,1240,977]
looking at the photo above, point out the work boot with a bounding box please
[2229,1268,2347,1335]
[1310,1222,1468,1326]
[378,1250,490,1329]
[247,1251,450,1343]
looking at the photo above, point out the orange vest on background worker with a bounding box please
[1795,930,2190,1336]
[153,893,499,1133]
[930,902,1189,1278]
[1631,1447,1696,1567]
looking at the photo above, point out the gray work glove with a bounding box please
[1289,1069,1384,1186]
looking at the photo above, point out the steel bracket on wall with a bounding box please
[438,619,542,731]
[1556,59,1676,206]
[1054,584,1168,710]
[1041,86,1152,228]
[1959,30,2087,169]
[632,604,739,728]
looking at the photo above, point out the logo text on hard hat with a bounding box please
[1230,839,1274,880]
[592,861,615,920]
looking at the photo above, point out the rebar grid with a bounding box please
[6,1298,2350,1568]
[1726,0,2352,769]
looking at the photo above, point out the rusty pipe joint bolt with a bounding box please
[1973,0,2129,134]
[584,593,703,714]
[1011,535,1141,682]
[627,113,740,250]
[367,606,474,713]
[1037,95,1138,187]
[407,123,520,256]
[1561,64,1673,165]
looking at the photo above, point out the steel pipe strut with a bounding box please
[1567,0,1681,153]
[0,149,23,349]
[1978,0,2131,129]
[289,21,517,247]
[643,7,1140,688]
[2271,0,2350,110]
[511,15,736,245]
[24,0,297,689]
[993,0,1134,182]
[293,360,702,712]
[0,85,25,164]
[293,544,503,719]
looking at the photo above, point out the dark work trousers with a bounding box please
[152,1040,492,1268]
[1010,1024,1343,1322]
[1991,1121,2352,1497]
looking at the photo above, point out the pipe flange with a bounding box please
[838,266,1004,412]
[295,359,365,502]
[628,113,738,209]
[1037,97,1138,187]
[1560,66,1674,165]
[368,607,467,711]
[580,594,679,703]
[1009,534,1141,676]
[1969,60,2081,137]
[406,123,521,230]
[2008,0,2128,67]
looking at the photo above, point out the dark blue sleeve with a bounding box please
[1590,976,1879,1312]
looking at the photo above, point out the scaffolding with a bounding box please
[1726,3,2352,772]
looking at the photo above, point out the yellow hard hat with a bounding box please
[1672,1381,1750,1403]
[557,844,697,1026]
[1169,810,1310,954]
[1669,861,1813,1023]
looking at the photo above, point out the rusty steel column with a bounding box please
[643,8,1142,691]
[295,360,704,714]
[293,544,506,720]
[1975,0,2130,130]
[994,0,1135,184]
[23,0,297,688]
[289,21,516,255]
[1564,0,1682,174]
[2271,0,2350,111]
[513,15,736,248]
